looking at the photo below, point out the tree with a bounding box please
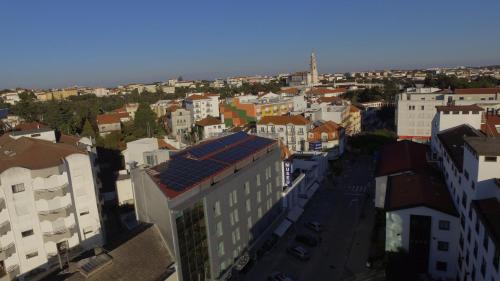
[133,103,160,138]
[81,119,96,138]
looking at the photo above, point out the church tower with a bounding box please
[310,51,319,85]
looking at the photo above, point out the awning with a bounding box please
[287,207,304,222]
[306,183,319,198]
[273,219,292,237]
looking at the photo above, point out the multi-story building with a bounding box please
[396,87,500,142]
[131,132,284,281]
[96,112,131,136]
[0,92,20,105]
[431,117,500,281]
[165,105,192,139]
[184,93,220,122]
[35,88,79,101]
[194,116,226,140]
[220,94,299,127]
[122,138,171,171]
[347,105,362,135]
[257,115,311,152]
[150,100,179,118]
[307,121,345,158]
[0,134,103,280]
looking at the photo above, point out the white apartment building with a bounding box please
[184,93,220,122]
[122,138,171,171]
[396,87,500,142]
[0,134,103,280]
[0,93,20,105]
[432,116,500,281]
[257,115,311,152]
[194,116,226,140]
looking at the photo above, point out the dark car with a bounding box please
[287,246,311,261]
[305,221,323,232]
[295,234,319,247]
[268,271,294,281]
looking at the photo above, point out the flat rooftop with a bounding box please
[464,136,500,156]
[149,132,276,198]
[472,198,500,247]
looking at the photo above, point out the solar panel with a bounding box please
[159,158,227,191]
[211,145,255,164]
[186,132,250,158]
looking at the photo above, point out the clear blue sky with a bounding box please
[1,0,500,89]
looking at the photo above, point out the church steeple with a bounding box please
[310,51,319,85]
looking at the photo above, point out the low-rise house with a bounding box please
[165,105,192,139]
[257,115,311,152]
[307,121,345,159]
[96,112,130,136]
[194,116,225,140]
[122,138,172,171]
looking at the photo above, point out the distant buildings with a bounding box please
[96,112,131,137]
[35,88,79,101]
[131,132,283,281]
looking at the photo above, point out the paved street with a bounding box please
[241,153,377,281]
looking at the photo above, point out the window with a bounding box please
[485,156,497,162]
[244,182,250,195]
[214,201,221,217]
[217,241,225,257]
[11,183,25,193]
[438,241,449,251]
[80,210,90,216]
[26,251,38,259]
[234,209,239,223]
[235,228,240,241]
[216,222,223,237]
[421,105,424,110]
[438,220,450,230]
[256,174,261,186]
[436,261,447,271]
[265,166,272,180]
[22,229,34,237]
[231,231,236,245]
[247,216,252,229]
[229,193,233,207]
[232,190,238,204]
[246,199,251,212]
[257,191,261,203]
[258,207,262,219]
[464,170,469,180]
[484,231,489,251]
[230,213,235,226]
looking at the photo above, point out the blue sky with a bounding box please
[1,0,500,89]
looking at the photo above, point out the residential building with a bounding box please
[131,132,284,281]
[150,100,178,118]
[0,134,103,280]
[165,105,192,139]
[184,93,220,122]
[35,89,79,101]
[346,105,362,135]
[305,87,346,98]
[257,115,311,152]
[396,87,500,142]
[307,121,345,159]
[96,112,130,136]
[0,92,20,105]
[194,116,226,140]
[114,103,139,119]
[122,138,172,171]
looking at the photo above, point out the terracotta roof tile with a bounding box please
[96,113,129,125]
[349,105,361,113]
[195,116,223,127]
[307,87,347,95]
[436,104,484,112]
[157,139,177,150]
[376,140,428,177]
[311,121,341,134]
[481,115,500,137]
[454,88,500,95]
[258,115,310,126]
[15,121,49,131]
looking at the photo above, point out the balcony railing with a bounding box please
[34,184,69,201]
[42,224,77,243]
[38,204,72,221]
[0,242,15,261]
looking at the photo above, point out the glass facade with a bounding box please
[176,201,211,281]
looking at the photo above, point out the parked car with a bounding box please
[305,221,323,232]
[295,234,319,247]
[268,271,294,281]
[287,246,311,261]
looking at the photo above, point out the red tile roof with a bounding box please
[386,173,457,216]
[436,104,484,112]
[481,115,500,137]
[376,140,428,177]
[454,88,500,95]
[157,139,177,150]
[186,93,218,101]
[96,113,129,125]
[258,115,310,126]
[307,87,346,95]
[349,105,361,113]
[317,96,343,104]
[195,116,223,127]
[311,121,341,134]
[15,121,49,131]
[279,88,299,95]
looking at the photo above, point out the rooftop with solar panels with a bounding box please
[146,132,277,199]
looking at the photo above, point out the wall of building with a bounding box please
[386,206,459,281]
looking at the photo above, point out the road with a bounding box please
[241,153,377,281]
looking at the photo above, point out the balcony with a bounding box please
[0,264,19,281]
[0,221,10,236]
[0,199,4,211]
[0,242,15,261]
[42,224,77,243]
[34,184,69,201]
[38,204,72,221]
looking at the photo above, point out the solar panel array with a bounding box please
[157,132,275,194]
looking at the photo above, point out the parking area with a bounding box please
[240,153,377,281]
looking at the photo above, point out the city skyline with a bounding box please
[1,0,500,89]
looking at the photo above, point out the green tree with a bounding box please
[81,119,96,138]
[133,103,160,138]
